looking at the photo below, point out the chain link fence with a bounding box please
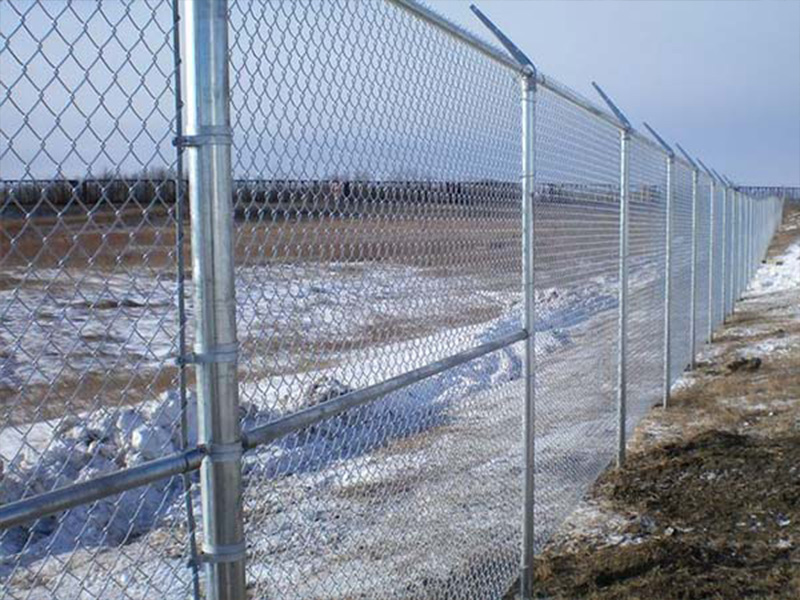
[626,137,667,427]
[694,172,711,352]
[710,181,726,330]
[669,160,695,381]
[533,81,621,551]
[1,1,200,598]
[0,1,786,599]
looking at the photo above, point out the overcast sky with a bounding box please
[428,0,800,187]
[2,1,798,186]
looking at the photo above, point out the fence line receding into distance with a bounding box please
[0,1,785,599]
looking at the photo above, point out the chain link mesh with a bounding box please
[1,1,786,598]
[627,138,667,426]
[694,172,711,350]
[669,160,694,382]
[725,191,735,315]
[737,196,745,298]
[0,1,200,598]
[533,83,621,550]
[711,183,725,330]
[226,1,523,596]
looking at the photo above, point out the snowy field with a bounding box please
[1,218,674,598]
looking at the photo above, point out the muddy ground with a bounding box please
[523,205,800,600]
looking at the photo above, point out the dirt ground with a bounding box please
[525,205,800,599]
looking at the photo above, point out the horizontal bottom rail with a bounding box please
[242,329,527,449]
[0,330,527,529]
[0,448,205,530]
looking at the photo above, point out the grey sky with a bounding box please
[2,1,797,186]
[428,0,800,186]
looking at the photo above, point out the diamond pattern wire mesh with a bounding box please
[0,1,785,599]
[694,172,711,350]
[735,198,742,302]
[736,197,745,299]
[669,160,694,383]
[532,83,621,551]
[626,138,667,427]
[226,1,523,596]
[0,1,198,598]
[725,192,735,315]
[711,184,725,330]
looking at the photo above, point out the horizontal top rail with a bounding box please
[387,0,528,74]
[538,72,624,130]
[389,0,668,160]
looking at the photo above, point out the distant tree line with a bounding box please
[1,170,664,219]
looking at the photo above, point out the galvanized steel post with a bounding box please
[689,166,698,367]
[756,200,760,263]
[742,195,746,286]
[757,200,760,262]
[672,149,699,369]
[752,198,756,276]
[520,69,537,600]
[729,188,735,313]
[709,179,716,336]
[758,200,762,262]
[717,183,724,321]
[181,1,247,599]
[743,196,748,287]
[749,196,754,282]
[744,196,749,283]
[742,193,747,293]
[748,197,752,281]
[736,190,741,300]
[721,185,729,319]
[642,123,674,408]
[675,146,701,364]
[731,190,736,302]
[739,192,744,296]
[739,193,744,294]
[745,196,750,284]
[663,154,673,407]
[730,188,736,312]
[617,127,630,466]
[170,0,202,593]
[591,82,630,467]
[465,8,540,595]
[733,190,740,303]
[750,197,753,280]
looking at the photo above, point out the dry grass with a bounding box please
[2,210,523,425]
[4,366,184,426]
[521,206,800,600]
[2,209,520,271]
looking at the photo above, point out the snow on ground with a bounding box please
[748,242,800,295]
[1,255,671,598]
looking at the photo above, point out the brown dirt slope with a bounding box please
[529,206,800,600]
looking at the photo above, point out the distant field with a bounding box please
[1,207,523,425]
[0,191,642,426]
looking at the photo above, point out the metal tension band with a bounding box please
[199,540,247,565]
[173,125,232,148]
[204,441,242,464]
[176,342,239,366]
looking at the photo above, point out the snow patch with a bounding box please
[748,242,800,295]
